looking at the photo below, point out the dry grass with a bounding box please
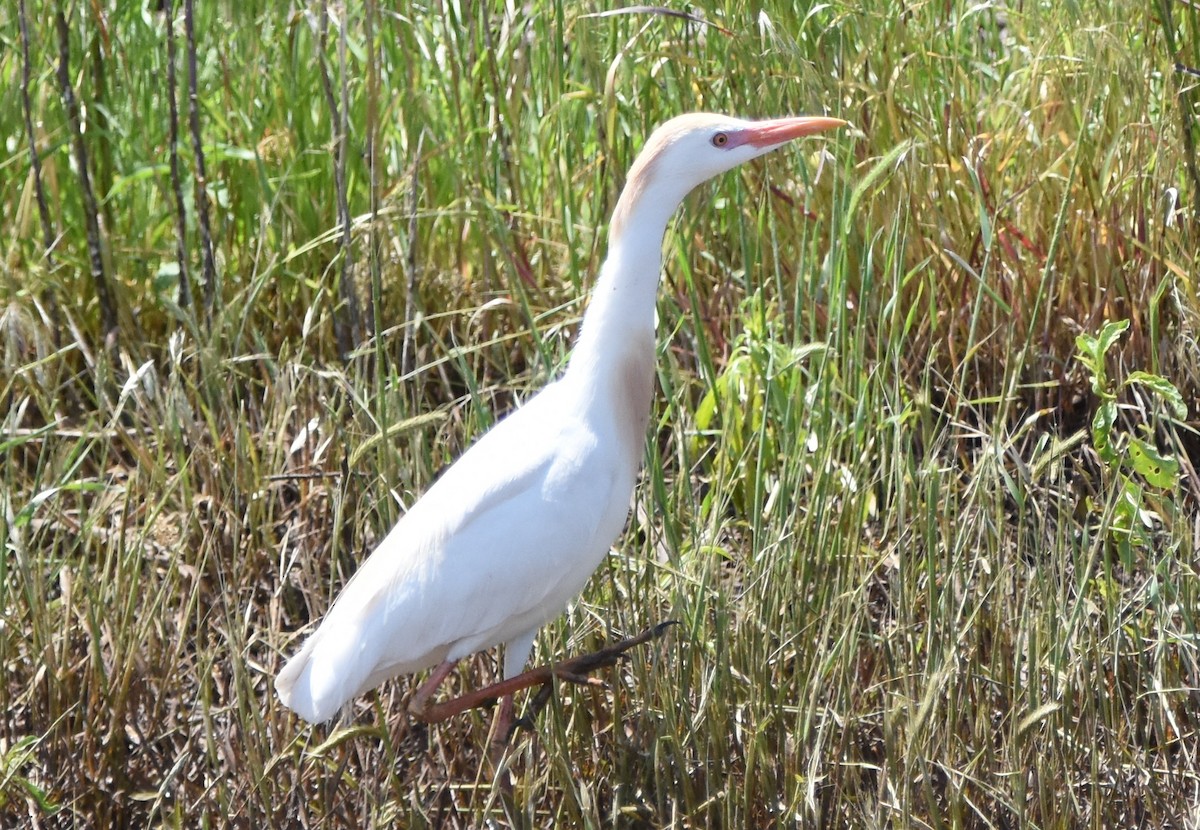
[2,0,1199,826]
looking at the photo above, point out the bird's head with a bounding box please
[611,112,847,235]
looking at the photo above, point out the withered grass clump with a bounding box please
[1,1,1197,826]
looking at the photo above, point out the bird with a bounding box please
[275,112,847,738]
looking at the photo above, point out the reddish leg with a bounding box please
[488,694,516,763]
[408,623,678,734]
[407,659,457,720]
[408,659,517,772]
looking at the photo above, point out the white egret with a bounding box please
[276,112,846,738]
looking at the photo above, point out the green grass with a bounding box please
[2,0,1199,826]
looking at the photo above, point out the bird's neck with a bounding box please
[566,189,681,383]
[560,192,680,471]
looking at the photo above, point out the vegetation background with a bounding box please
[2,0,1199,826]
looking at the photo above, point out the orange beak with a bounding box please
[743,115,849,148]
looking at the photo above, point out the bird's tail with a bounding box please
[275,633,341,724]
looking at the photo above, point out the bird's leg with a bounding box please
[407,659,458,721]
[414,622,679,729]
[543,621,680,687]
[506,682,554,739]
[488,694,516,763]
[492,694,515,742]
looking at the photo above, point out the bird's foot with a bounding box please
[503,621,680,739]
[410,622,680,737]
[553,671,606,687]
[547,621,680,680]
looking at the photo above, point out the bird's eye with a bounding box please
[711,132,729,148]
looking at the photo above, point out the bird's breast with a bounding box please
[611,331,657,472]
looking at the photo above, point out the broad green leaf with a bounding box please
[1075,319,1129,393]
[1127,436,1180,488]
[1074,332,1104,388]
[1111,477,1141,532]
[1074,330,1099,362]
[1126,371,1188,418]
[1091,400,1118,465]
[1095,319,1130,354]
[1075,319,1128,398]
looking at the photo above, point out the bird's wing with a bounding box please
[276,385,629,722]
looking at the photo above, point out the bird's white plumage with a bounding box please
[276,373,641,722]
[275,112,846,724]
